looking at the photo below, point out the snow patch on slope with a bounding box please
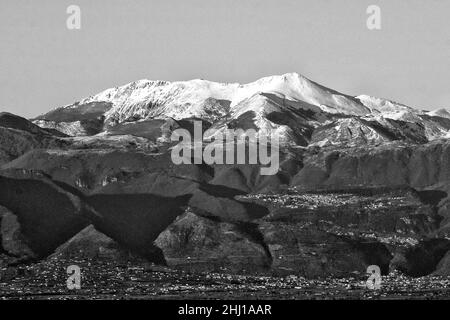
[356,95,423,122]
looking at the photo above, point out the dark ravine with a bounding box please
[396,239,450,277]
[84,193,192,263]
[0,170,191,264]
[0,171,90,259]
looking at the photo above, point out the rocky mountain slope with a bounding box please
[0,112,68,166]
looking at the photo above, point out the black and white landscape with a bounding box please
[1,73,450,299]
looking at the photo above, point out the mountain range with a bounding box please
[1,72,450,279]
[32,72,450,146]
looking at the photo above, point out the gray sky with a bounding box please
[0,0,449,118]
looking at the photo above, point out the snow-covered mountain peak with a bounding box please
[47,72,371,125]
[33,73,450,144]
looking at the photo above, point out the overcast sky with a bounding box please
[0,0,449,118]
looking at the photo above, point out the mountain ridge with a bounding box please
[29,72,450,146]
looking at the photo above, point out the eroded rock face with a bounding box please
[292,141,450,189]
[235,187,447,277]
[155,211,271,273]
[255,203,393,277]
